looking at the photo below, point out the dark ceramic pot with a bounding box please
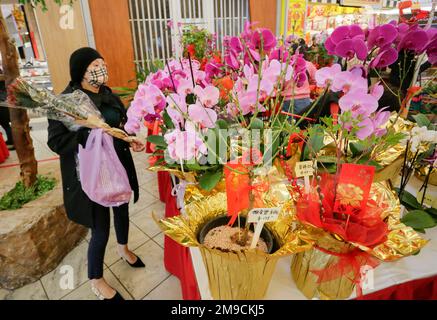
[197,215,277,253]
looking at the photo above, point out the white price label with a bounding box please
[295,161,315,177]
[247,207,281,223]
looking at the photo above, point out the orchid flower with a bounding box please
[398,29,429,53]
[338,90,378,117]
[166,93,188,128]
[367,24,398,48]
[188,102,217,128]
[250,28,277,52]
[237,90,264,115]
[369,47,398,68]
[331,71,368,94]
[334,38,367,60]
[124,119,141,134]
[369,82,384,100]
[176,78,195,95]
[372,108,391,137]
[225,51,240,69]
[325,25,367,60]
[315,64,341,88]
[247,75,275,100]
[164,128,207,161]
[194,85,220,108]
[262,59,282,84]
[356,118,375,140]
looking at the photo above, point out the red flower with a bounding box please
[186,44,196,58]
[213,76,234,100]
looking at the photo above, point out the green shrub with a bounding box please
[0,175,56,210]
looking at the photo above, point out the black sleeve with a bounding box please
[47,119,91,156]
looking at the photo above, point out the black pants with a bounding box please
[88,203,129,279]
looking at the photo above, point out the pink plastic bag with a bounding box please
[78,129,132,207]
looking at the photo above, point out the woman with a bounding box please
[0,79,14,149]
[282,43,317,116]
[48,47,145,301]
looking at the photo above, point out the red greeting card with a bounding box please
[333,163,375,216]
[224,162,250,226]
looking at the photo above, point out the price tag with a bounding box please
[248,208,280,249]
[294,161,315,177]
[295,161,316,194]
[247,207,281,223]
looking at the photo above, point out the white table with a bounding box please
[190,181,437,300]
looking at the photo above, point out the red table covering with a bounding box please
[158,171,201,300]
[0,134,10,164]
[158,172,437,300]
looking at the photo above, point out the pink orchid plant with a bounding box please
[124,24,316,190]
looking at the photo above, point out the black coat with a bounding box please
[47,84,139,228]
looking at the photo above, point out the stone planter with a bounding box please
[0,186,87,290]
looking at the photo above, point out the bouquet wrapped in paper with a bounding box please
[3,78,134,142]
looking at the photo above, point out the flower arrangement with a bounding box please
[396,115,437,233]
[126,21,433,300]
[125,22,312,191]
[288,21,434,299]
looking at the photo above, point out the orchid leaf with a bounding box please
[401,210,437,230]
[396,188,422,209]
[147,135,167,148]
[199,170,223,191]
[412,114,431,128]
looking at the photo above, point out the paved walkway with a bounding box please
[0,118,182,300]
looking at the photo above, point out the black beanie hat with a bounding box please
[69,47,103,85]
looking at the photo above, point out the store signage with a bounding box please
[286,0,307,36]
[339,0,382,7]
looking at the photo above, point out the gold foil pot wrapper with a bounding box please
[356,182,428,260]
[373,156,404,182]
[290,181,428,299]
[373,114,422,168]
[155,171,313,300]
[291,230,356,300]
[415,166,437,186]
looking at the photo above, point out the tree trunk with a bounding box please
[0,10,37,187]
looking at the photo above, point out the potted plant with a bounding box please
[289,22,434,300]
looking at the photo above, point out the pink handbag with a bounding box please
[78,129,132,207]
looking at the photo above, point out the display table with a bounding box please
[190,227,437,300]
[158,172,437,300]
[0,134,10,164]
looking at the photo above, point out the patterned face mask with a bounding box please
[86,66,109,87]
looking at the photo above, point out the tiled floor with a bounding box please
[0,118,182,300]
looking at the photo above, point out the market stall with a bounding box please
[141,19,436,300]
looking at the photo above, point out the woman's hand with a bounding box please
[130,138,146,152]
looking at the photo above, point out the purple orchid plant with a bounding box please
[301,20,437,172]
